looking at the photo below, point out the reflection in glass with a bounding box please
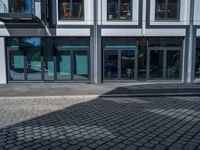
[138,39,147,79]
[74,51,88,80]
[121,50,135,79]
[59,0,84,20]
[104,50,118,79]
[155,0,179,20]
[9,50,25,80]
[8,0,33,13]
[57,51,71,80]
[107,0,132,20]
[150,50,163,79]
[27,48,42,80]
[166,51,180,79]
[44,39,54,80]
[195,47,200,79]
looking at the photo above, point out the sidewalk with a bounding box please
[0,82,200,98]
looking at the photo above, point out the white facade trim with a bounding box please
[0,38,7,84]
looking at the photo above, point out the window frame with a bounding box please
[58,0,84,21]
[155,0,180,21]
[107,0,133,21]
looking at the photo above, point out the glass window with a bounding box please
[195,39,200,79]
[155,0,180,20]
[58,0,84,20]
[107,0,132,20]
[8,0,33,13]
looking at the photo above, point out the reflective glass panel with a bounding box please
[44,39,55,81]
[73,50,88,80]
[104,50,118,79]
[150,50,164,79]
[107,0,132,20]
[59,0,84,20]
[57,51,71,80]
[121,50,135,79]
[27,48,42,80]
[166,50,180,79]
[8,0,33,13]
[9,50,25,80]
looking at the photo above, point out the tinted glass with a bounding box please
[155,0,179,20]
[8,0,32,13]
[59,0,84,20]
[57,51,71,80]
[166,50,180,79]
[73,51,88,80]
[107,0,132,20]
[121,50,135,79]
[104,50,118,79]
[9,50,25,81]
[150,50,164,79]
[27,48,42,80]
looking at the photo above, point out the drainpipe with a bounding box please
[186,0,195,83]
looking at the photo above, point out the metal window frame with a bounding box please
[155,0,180,21]
[107,0,133,21]
[58,0,84,21]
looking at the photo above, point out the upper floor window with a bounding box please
[58,0,84,20]
[0,0,33,14]
[155,0,180,20]
[107,0,132,21]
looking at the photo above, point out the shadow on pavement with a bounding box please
[0,88,200,149]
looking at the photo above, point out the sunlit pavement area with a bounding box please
[0,96,200,150]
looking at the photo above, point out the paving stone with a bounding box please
[124,145,138,150]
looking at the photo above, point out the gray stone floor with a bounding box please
[0,96,200,150]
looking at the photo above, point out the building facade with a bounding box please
[0,0,199,84]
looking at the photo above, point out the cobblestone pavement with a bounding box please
[0,96,200,150]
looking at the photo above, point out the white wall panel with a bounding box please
[56,28,90,36]
[145,29,186,36]
[0,38,7,84]
[102,29,142,36]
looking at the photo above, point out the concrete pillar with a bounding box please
[0,38,7,84]
[186,0,195,83]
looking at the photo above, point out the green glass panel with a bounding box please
[27,48,42,80]
[74,51,88,80]
[9,50,25,81]
[57,51,71,80]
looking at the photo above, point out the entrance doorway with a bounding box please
[104,49,137,80]
[147,47,182,80]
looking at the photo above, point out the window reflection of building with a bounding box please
[59,0,83,20]
[9,0,32,13]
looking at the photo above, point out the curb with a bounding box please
[0,93,200,99]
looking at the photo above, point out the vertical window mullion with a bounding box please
[70,0,73,19]
[165,0,168,19]
[118,0,120,20]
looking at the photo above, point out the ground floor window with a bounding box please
[6,37,90,82]
[195,38,200,79]
[103,37,183,81]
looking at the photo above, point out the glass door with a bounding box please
[56,50,71,80]
[104,50,118,80]
[149,50,164,79]
[121,50,135,79]
[148,48,181,80]
[104,49,136,80]
[73,50,89,80]
[26,48,42,81]
[8,48,25,81]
